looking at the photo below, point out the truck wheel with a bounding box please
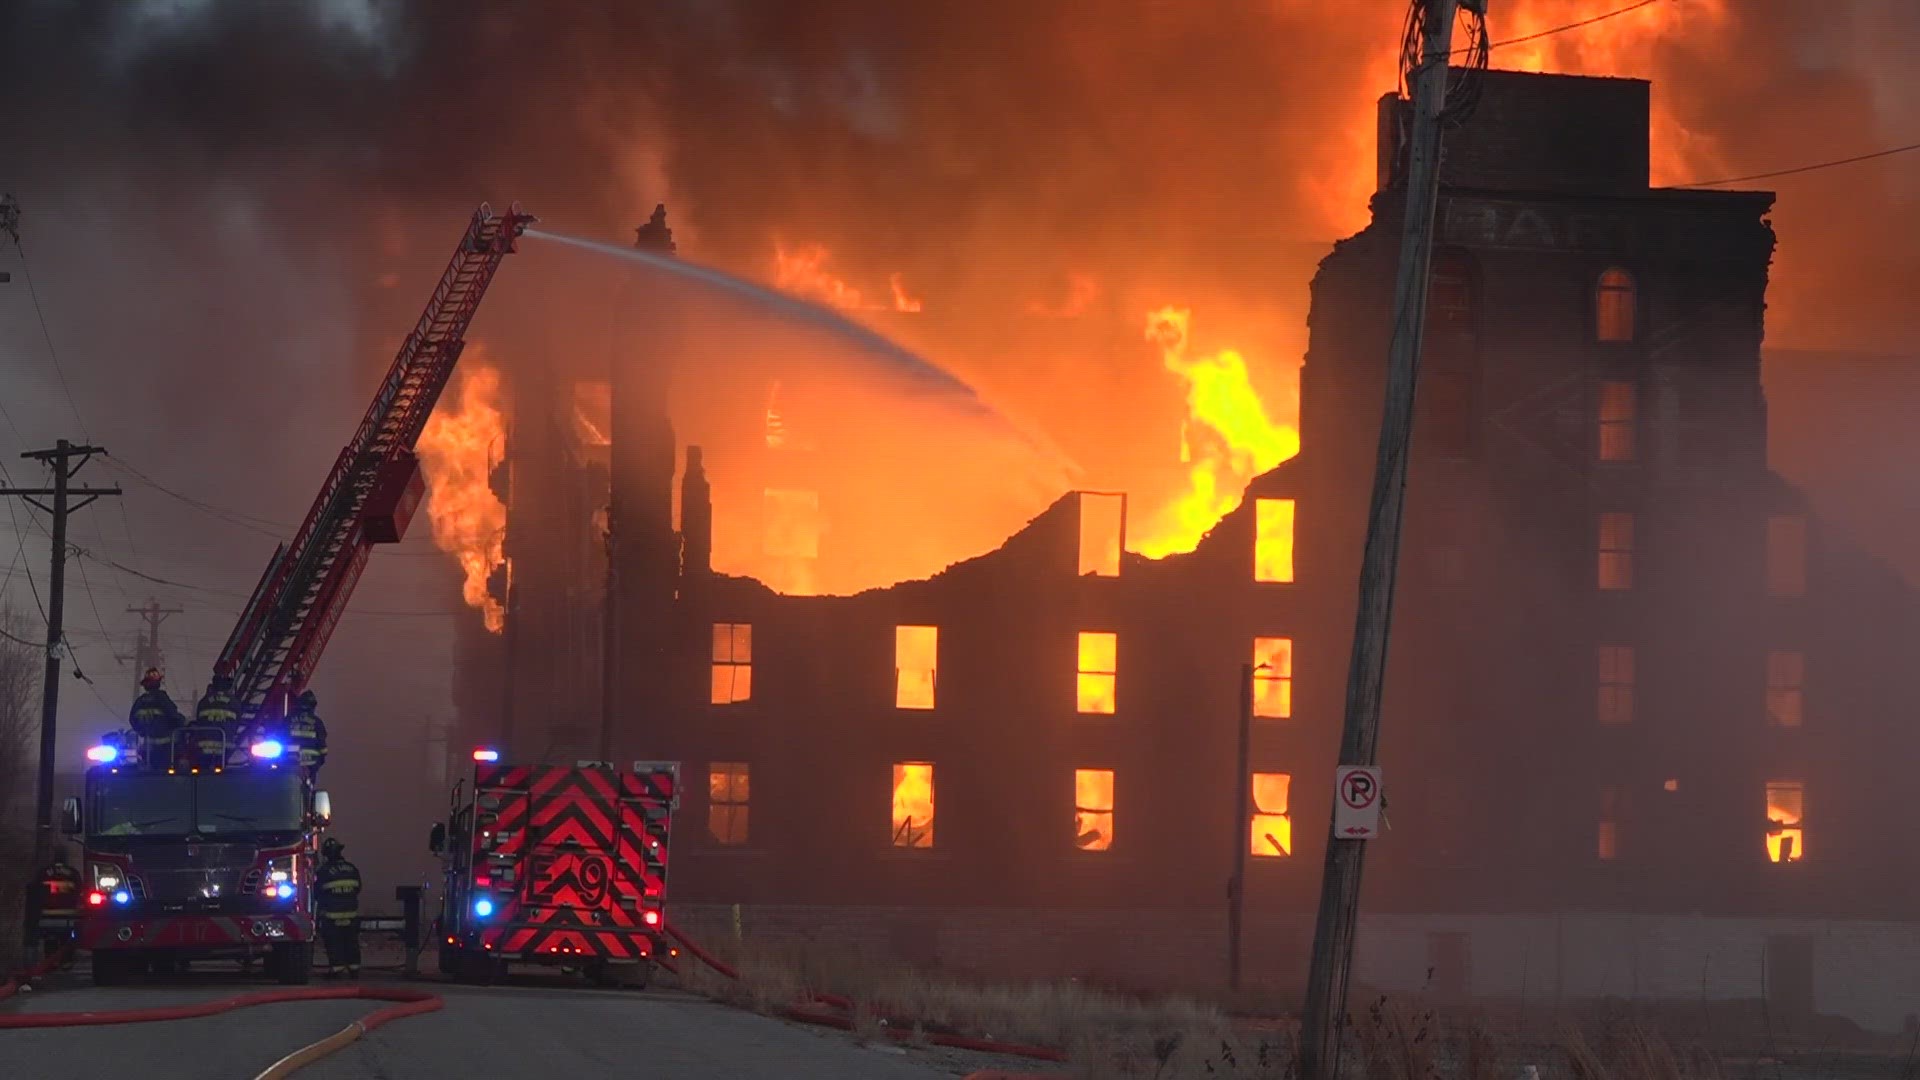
[91,950,132,987]
[586,961,617,988]
[625,960,653,991]
[437,943,475,981]
[272,943,313,985]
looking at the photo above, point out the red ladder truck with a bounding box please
[59,203,534,985]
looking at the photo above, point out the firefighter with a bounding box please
[35,845,81,959]
[176,714,228,769]
[193,673,241,765]
[288,689,328,780]
[316,837,362,978]
[129,669,183,764]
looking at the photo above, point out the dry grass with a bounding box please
[665,920,1750,1080]
[663,922,1272,1077]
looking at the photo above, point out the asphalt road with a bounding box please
[1,970,1002,1080]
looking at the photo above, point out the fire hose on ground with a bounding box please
[0,975,443,1079]
[663,921,1067,1066]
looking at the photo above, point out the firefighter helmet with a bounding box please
[140,668,164,691]
[210,673,234,692]
[297,689,317,710]
[322,837,344,859]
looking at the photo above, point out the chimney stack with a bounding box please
[681,446,712,576]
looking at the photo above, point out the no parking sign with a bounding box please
[1333,765,1382,839]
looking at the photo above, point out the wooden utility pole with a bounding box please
[1297,2,1485,1076]
[1227,661,1255,991]
[125,598,183,674]
[1,440,121,912]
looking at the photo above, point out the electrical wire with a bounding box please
[72,544,128,672]
[1674,141,1920,188]
[1468,0,1666,54]
[8,230,89,439]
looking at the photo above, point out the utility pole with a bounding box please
[1,440,122,920]
[1298,3,1485,1077]
[1227,661,1255,991]
[124,598,183,674]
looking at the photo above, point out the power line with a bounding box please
[72,545,128,671]
[1675,141,1920,188]
[1460,0,1664,54]
[8,231,90,439]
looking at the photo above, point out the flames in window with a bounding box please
[1252,637,1293,718]
[1077,492,1125,578]
[1766,781,1805,864]
[711,623,752,705]
[892,762,934,848]
[895,625,938,710]
[418,358,509,633]
[1255,498,1296,584]
[708,762,749,846]
[1251,772,1292,857]
[1074,769,1114,851]
[1133,308,1298,559]
[1076,632,1117,714]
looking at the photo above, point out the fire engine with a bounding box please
[430,750,678,986]
[57,203,534,985]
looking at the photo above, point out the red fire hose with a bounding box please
[0,984,441,1030]
[663,921,1066,1065]
[0,944,73,1002]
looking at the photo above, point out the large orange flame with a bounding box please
[1132,307,1299,557]
[418,360,509,633]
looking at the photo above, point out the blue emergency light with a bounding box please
[112,890,131,905]
[473,897,495,918]
[472,748,500,763]
[250,739,285,760]
[276,884,295,900]
[86,744,119,764]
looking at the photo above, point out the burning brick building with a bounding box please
[445,70,1920,1027]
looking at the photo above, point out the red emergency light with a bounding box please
[473,748,501,763]
[86,891,105,907]
[642,909,661,927]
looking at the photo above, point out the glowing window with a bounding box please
[1765,781,1805,863]
[1598,512,1634,591]
[894,625,938,710]
[1597,645,1634,726]
[892,762,934,849]
[1077,492,1124,578]
[1255,498,1295,583]
[1252,637,1293,719]
[707,762,749,845]
[1250,772,1292,858]
[1076,632,1117,714]
[1596,268,1635,343]
[711,623,752,705]
[1767,650,1805,729]
[1767,515,1807,598]
[1598,380,1636,462]
[1073,769,1115,852]
[1598,785,1620,861]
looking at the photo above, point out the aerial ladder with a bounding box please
[211,202,535,723]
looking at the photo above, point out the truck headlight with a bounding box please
[261,855,297,895]
[89,863,121,890]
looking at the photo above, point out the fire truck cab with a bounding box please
[431,750,677,986]
[62,733,327,985]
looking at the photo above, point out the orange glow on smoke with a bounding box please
[892,762,935,848]
[1133,308,1299,557]
[773,241,922,313]
[418,360,509,633]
